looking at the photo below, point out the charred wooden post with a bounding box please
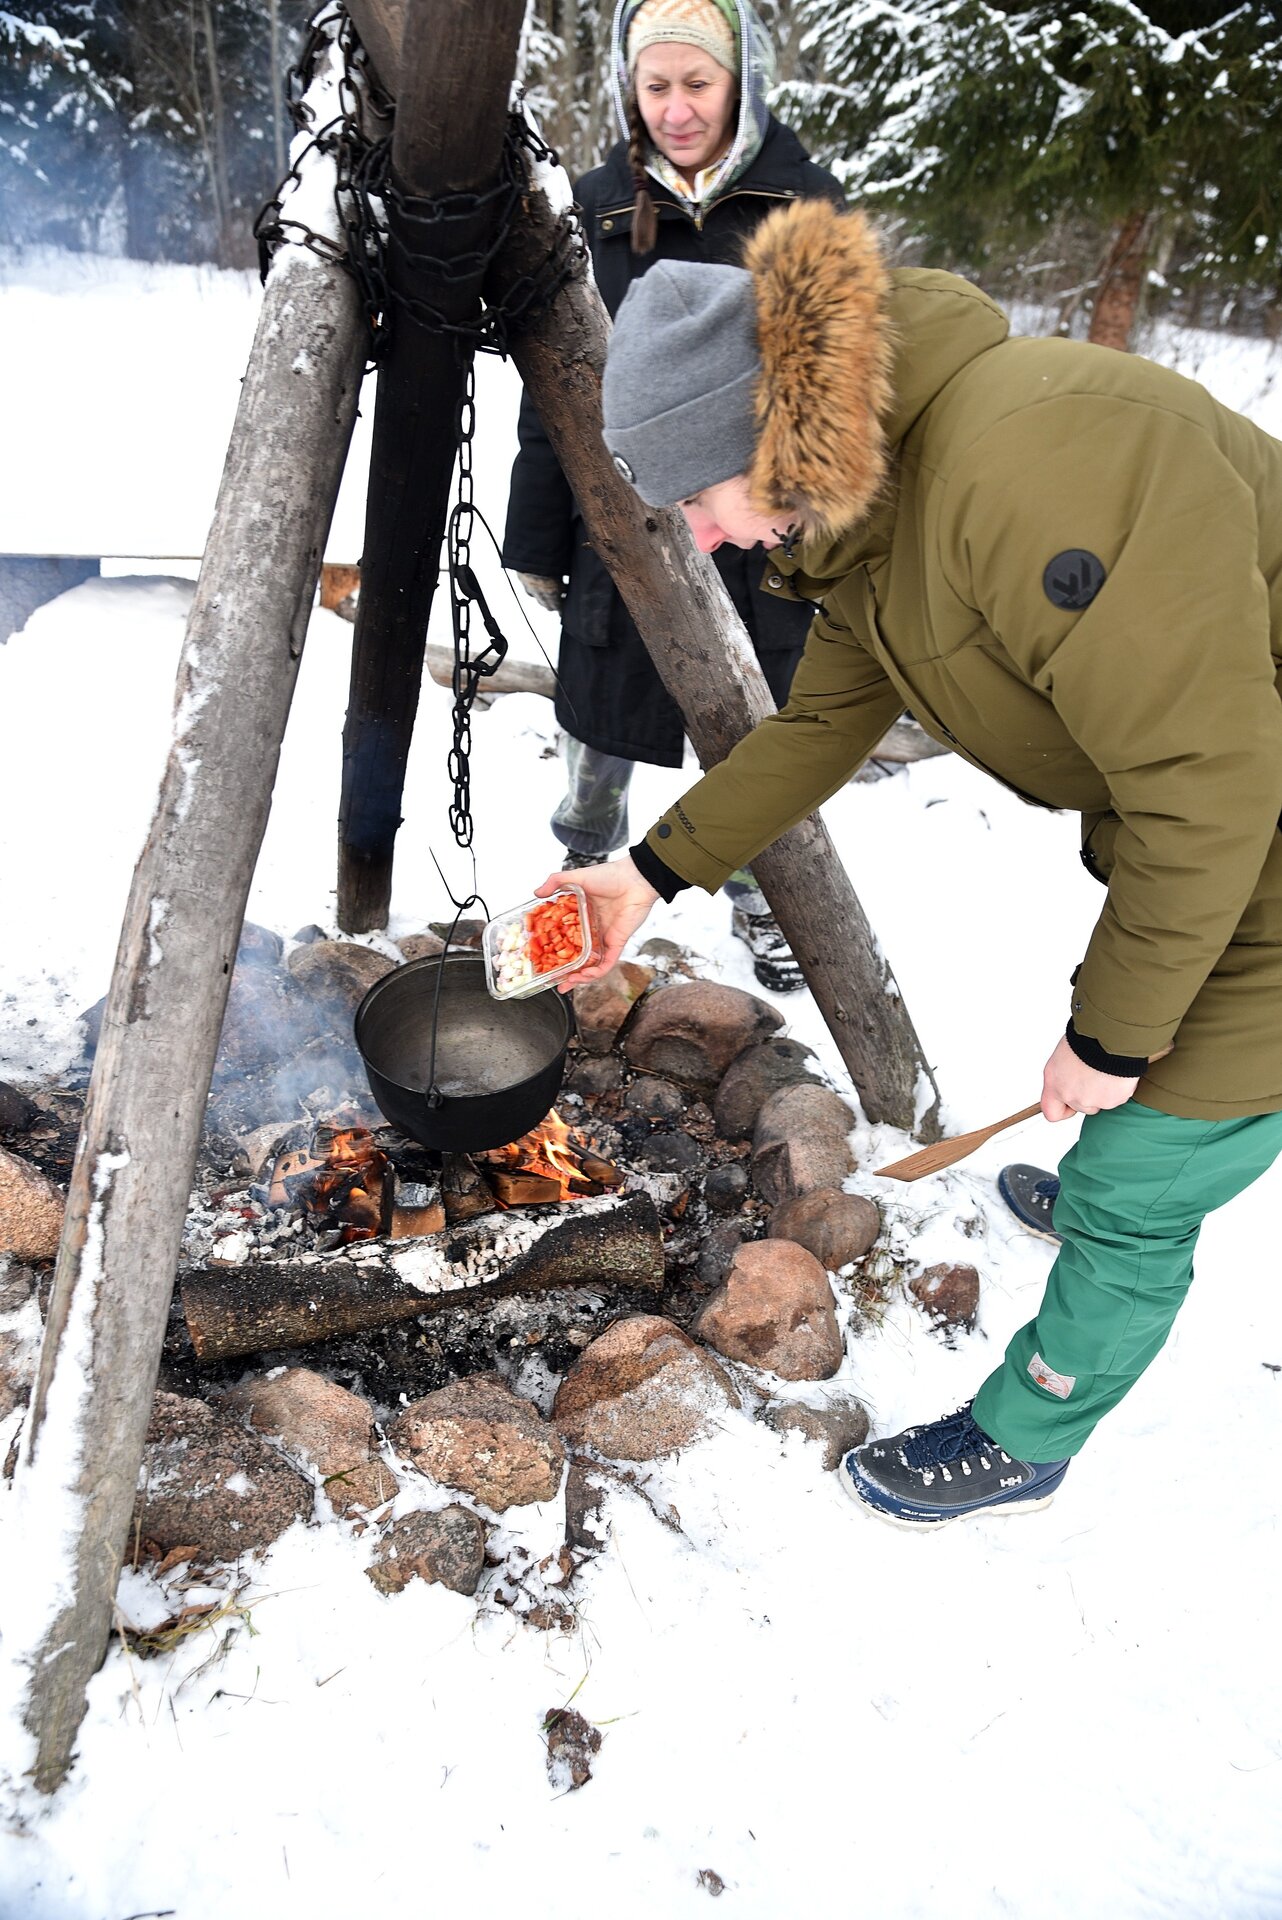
[336,0,527,933]
[180,1191,663,1361]
[485,180,941,1138]
[10,245,367,1788]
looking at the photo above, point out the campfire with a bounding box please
[181,1104,662,1366]
[256,1108,625,1252]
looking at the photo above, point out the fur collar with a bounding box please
[745,200,894,541]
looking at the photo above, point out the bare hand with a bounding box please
[536,856,660,989]
[1041,1035,1138,1122]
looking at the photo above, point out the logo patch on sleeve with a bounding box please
[1043,550,1106,611]
[1028,1352,1076,1400]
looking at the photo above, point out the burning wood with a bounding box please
[477,1109,623,1204]
[441,1153,492,1224]
[390,1201,447,1238]
[260,1111,622,1252]
[266,1123,396,1244]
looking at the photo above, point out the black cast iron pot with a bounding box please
[353,951,574,1153]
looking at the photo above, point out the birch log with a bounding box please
[8,243,366,1794]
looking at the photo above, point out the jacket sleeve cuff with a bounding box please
[630,837,690,903]
[1065,1019,1149,1079]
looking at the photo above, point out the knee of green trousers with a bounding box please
[972,1102,1282,1462]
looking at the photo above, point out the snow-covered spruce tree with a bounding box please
[780,2,1282,347]
[519,0,617,176]
[0,0,311,264]
[109,0,313,267]
[0,5,120,250]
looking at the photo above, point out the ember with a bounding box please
[268,1120,392,1243]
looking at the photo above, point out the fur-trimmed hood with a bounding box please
[744,200,1009,541]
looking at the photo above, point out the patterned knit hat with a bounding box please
[625,0,739,75]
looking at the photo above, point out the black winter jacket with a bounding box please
[501,117,845,767]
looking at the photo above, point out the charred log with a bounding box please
[180,1191,663,1361]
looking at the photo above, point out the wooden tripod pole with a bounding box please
[336,0,528,932]
[8,150,367,1805]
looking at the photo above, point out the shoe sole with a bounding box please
[997,1168,1062,1244]
[837,1463,1060,1529]
[1008,1221,1062,1246]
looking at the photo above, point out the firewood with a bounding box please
[390,1201,447,1238]
[577,1153,624,1188]
[441,1153,493,1223]
[180,1192,664,1361]
[423,644,555,701]
[487,1168,563,1207]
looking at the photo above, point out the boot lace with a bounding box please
[901,1404,1002,1470]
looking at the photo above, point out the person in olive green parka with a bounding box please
[541,198,1282,1526]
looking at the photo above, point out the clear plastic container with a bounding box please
[482,885,599,1000]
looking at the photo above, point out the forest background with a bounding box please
[2,2,1279,353]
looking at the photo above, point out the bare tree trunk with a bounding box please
[9,240,366,1796]
[268,0,285,180]
[198,0,237,267]
[1088,210,1152,351]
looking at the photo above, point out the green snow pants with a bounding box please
[971,1101,1282,1462]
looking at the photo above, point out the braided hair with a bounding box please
[625,88,659,257]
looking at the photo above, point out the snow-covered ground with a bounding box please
[1,250,1280,1919]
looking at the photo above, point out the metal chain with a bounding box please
[445,354,510,849]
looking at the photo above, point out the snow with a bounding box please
[1,249,1282,1916]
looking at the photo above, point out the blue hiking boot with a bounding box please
[998,1163,1062,1243]
[840,1403,1069,1528]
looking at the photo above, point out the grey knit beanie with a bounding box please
[602,258,759,507]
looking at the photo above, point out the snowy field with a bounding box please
[1,248,1281,1919]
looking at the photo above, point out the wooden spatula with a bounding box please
[875,1102,1042,1182]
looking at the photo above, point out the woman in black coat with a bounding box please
[502,0,843,990]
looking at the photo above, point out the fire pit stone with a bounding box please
[693,1239,844,1382]
[218,1366,398,1518]
[134,1391,313,1563]
[571,960,654,1054]
[552,1313,740,1462]
[759,1393,871,1470]
[766,1189,881,1270]
[287,939,397,1017]
[622,981,784,1090]
[389,1372,566,1510]
[0,1143,65,1262]
[751,1084,858,1206]
[713,1036,825,1142]
[623,1076,686,1120]
[396,930,447,962]
[366,1505,487,1596]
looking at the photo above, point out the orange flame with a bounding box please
[484,1109,606,1202]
